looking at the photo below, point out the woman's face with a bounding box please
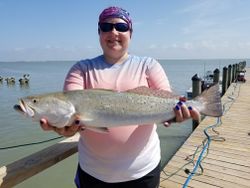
[99,18,131,60]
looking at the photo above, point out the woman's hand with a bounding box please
[164,101,200,127]
[40,118,82,137]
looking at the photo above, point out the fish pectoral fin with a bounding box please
[73,114,93,125]
[72,114,109,133]
[85,126,109,134]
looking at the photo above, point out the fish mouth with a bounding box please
[14,99,35,117]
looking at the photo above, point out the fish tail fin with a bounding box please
[194,84,223,117]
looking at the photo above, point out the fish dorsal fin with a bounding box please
[126,86,177,99]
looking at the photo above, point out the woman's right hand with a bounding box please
[40,118,82,137]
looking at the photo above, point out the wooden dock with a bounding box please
[160,67,250,187]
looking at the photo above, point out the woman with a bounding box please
[40,6,199,188]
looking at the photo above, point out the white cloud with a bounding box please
[177,0,232,17]
[199,40,217,50]
[133,38,250,59]
[0,45,100,61]
[86,45,94,49]
[182,42,194,50]
[176,0,241,40]
[171,43,178,49]
[177,1,213,14]
[148,44,157,49]
[14,47,25,52]
[132,21,143,26]
[237,41,250,48]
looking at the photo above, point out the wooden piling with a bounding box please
[227,65,232,88]
[191,74,202,98]
[191,74,202,130]
[222,66,228,96]
[232,64,236,82]
[213,68,220,84]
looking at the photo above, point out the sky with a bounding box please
[1,0,250,61]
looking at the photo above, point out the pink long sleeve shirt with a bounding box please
[64,55,171,182]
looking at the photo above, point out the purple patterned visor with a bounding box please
[99,6,132,30]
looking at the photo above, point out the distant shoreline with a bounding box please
[0,58,249,63]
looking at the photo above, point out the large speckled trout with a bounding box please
[14,84,222,132]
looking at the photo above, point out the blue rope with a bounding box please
[182,117,221,188]
[182,82,239,187]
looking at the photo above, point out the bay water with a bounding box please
[0,59,246,187]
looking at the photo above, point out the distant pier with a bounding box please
[160,67,250,187]
[0,74,30,86]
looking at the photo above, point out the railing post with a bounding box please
[236,63,239,77]
[213,68,220,84]
[227,65,232,88]
[232,64,235,82]
[240,60,246,70]
[192,74,202,98]
[191,74,202,130]
[222,66,228,96]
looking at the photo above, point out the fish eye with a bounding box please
[33,99,38,103]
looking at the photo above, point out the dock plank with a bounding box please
[162,165,249,188]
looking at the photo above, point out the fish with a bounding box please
[14,84,222,132]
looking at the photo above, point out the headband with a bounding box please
[99,6,132,30]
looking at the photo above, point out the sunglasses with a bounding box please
[99,22,130,33]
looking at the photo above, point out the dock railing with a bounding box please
[190,61,246,130]
[0,134,79,188]
[191,61,246,99]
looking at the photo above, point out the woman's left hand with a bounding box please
[164,101,200,127]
